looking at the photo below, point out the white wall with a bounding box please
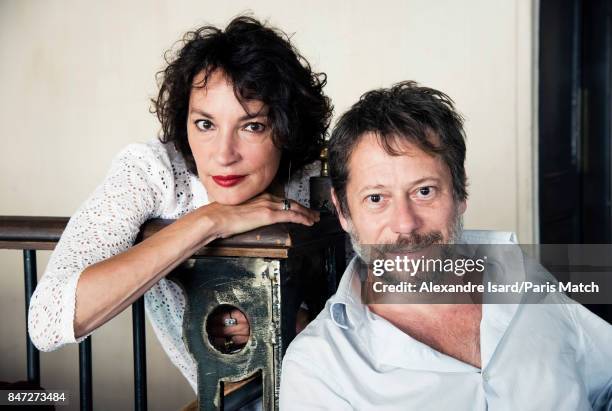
[0,0,537,409]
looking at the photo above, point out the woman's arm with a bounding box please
[74,194,318,338]
[28,142,317,351]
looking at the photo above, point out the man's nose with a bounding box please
[213,127,241,166]
[390,199,422,235]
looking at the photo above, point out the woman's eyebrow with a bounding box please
[189,109,214,119]
[188,109,268,122]
[238,113,268,121]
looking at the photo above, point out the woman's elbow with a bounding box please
[28,309,61,352]
[27,285,73,352]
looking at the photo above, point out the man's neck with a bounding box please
[367,303,483,369]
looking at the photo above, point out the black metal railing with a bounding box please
[132,297,148,411]
[23,249,40,387]
[1,217,148,411]
[2,214,346,410]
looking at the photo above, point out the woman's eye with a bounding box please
[244,122,266,133]
[195,119,213,131]
[367,194,382,203]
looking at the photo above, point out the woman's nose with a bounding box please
[390,199,423,235]
[213,128,241,166]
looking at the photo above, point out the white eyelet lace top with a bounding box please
[27,138,317,393]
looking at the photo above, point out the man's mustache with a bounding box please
[372,231,444,254]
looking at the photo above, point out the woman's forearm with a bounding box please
[73,194,318,338]
[74,206,219,338]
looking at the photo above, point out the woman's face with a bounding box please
[187,70,282,205]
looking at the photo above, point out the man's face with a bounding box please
[333,132,466,256]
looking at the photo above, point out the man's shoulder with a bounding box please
[281,302,359,409]
[285,302,355,369]
[461,230,518,244]
[287,306,335,358]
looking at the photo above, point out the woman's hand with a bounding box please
[73,193,319,340]
[202,195,318,352]
[207,307,250,353]
[202,193,320,239]
[208,306,312,353]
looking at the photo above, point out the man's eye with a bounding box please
[244,122,266,133]
[195,119,213,131]
[416,186,435,198]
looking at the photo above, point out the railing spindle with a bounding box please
[23,249,40,386]
[79,338,93,411]
[132,297,148,411]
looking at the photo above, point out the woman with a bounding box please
[28,15,332,393]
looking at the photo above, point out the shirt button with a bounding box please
[482,372,490,382]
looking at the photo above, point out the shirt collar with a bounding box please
[329,257,483,372]
[330,230,524,325]
[329,257,368,330]
[328,230,526,371]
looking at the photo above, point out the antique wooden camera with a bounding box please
[167,214,345,411]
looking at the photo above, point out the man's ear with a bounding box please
[457,199,467,215]
[330,188,350,233]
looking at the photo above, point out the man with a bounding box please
[280,82,612,410]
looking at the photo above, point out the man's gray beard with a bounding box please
[349,211,464,286]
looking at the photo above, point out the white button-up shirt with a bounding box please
[280,231,612,410]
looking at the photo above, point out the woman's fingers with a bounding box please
[280,199,319,218]
[271,209,316,226]
[210,335,249,351]
[209,309,247,326]
[252,194,320,222]
[207,308,250,351]
[243,196,319,226]
[209,324,250,337]
[208,308,249,334]
[204,194,321,238]
[266,199,320,226]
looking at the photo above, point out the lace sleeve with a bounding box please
[28,143,173,351]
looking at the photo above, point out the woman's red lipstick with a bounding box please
[211,175,246,187]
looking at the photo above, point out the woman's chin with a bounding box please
[202,175,276,205]
[207,188,261,206]
[214,197,245,206]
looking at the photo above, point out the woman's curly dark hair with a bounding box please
[151,15,332,178]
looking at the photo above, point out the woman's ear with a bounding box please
[330,188,350,233]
